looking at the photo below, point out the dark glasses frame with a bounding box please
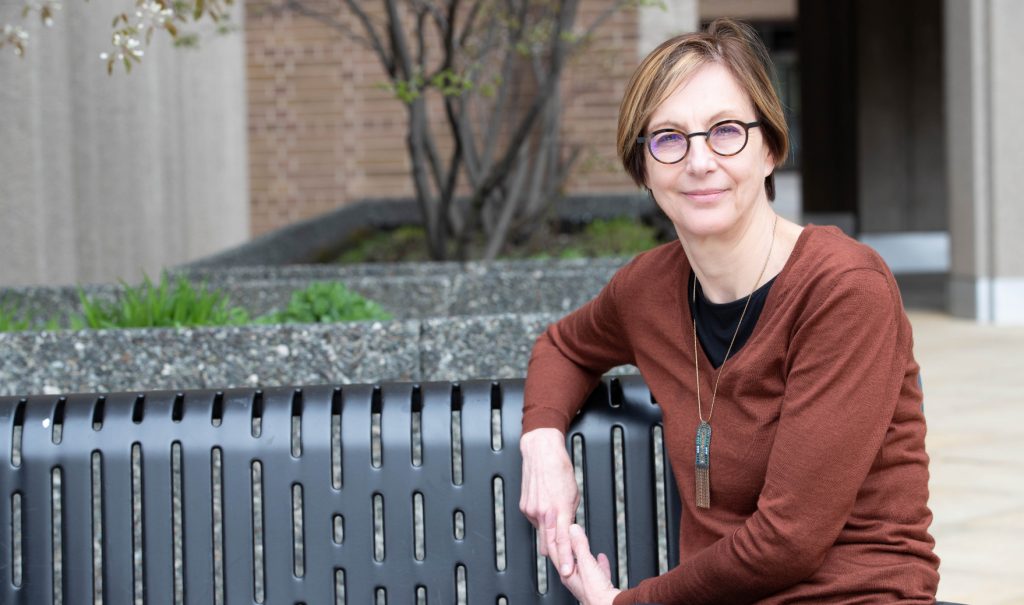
[637,119,762,164]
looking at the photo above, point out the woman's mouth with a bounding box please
[683,189,726,203]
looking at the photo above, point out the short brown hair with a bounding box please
[617,18,789,200]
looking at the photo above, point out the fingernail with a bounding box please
[561,563,572,575]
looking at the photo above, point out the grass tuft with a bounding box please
[72,273,250,329]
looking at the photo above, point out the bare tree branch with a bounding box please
[408,0,448,32]
[478,0,526,175]
[434,0,462,235]
[484,144,531,260]
[443,0,503,191]
[475,0,578,204]
[449,99,481,185]
[268,0,376,52]
[457,0,484,48]
[384,0,415,78]
[415,5,428,74]
[443,0,459,58]
[419,107,447,199]
[573,0,633,51]
[524,103,553,218]
[407,102,446,258]
[522,90,580,227]
[439,140,463,236]
[341,0,395,74]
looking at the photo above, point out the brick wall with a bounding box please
[246,1,640,236]
[561,2,642,194]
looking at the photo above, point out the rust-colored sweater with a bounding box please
[522,226,940,604]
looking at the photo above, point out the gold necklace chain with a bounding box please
[693,214,778,424]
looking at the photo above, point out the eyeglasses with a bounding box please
[637,120,761,164]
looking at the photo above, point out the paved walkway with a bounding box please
[909,311,1024,605]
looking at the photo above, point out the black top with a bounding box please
[688,272,777,369]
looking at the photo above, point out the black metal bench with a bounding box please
[0,376,679,604]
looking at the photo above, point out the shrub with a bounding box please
[574,217,661,257]
[73,273,250,329]
[336,217,665,263]
[337,226,432,264]
[259,282,392,325]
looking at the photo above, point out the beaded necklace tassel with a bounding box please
[695,421,712,508]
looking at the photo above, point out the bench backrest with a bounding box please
[0,376,680,604]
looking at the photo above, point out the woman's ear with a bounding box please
[762,148,776,178]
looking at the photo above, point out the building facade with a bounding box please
[1,0,1020,323]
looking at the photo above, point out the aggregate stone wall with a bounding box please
[0,258,628,324]
[0,312,637,397]
[0,259,637,396]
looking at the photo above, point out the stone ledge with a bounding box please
[0,258,632,324]
[0,312,637,397]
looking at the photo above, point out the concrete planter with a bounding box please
[1,258,627,324]
[0,259,637,396]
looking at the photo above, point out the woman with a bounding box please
[518,18,940,605]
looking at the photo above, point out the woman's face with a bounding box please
[643,62,775,241]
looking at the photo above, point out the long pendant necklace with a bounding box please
[693,214,777,509]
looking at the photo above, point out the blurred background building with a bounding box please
[1,0,1021,323]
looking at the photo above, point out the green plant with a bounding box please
[558,247,586,260]
[337,226,432,264]
[260,282,392,325]
[0,303,32,333]
[336,217,666,263]
[576,217,661,257]
[73,273,250,329]
[0,302,62,332]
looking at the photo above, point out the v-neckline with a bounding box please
[678,225,813,375]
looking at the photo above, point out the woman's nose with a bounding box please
[684,135,716,173]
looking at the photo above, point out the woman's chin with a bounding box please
[670,212,738,240]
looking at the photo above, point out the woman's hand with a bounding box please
[561,524,622,605]
[519,427,579,577]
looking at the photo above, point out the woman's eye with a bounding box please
[712,125,742,137]
[656,133,685,144]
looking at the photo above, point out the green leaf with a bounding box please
[257,282,391,326]
[193,0,205,20]
[0,302,32,332]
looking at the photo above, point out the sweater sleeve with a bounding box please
[521,261,638,435]
[615,268,907,605]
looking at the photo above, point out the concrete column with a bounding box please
[857,0,946,234]
[638,0,699,58]
[944,0,1024,323]
[797,0,858,227]
[0,1,248,287]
